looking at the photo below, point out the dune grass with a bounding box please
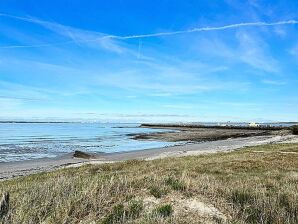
[0,143,297,223]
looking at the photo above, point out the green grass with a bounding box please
[153,204,173,218]
[149,186,167,198]
[102,201,143,224]
[165,176,186,191]
[0,143,297,223]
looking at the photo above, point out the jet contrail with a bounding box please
[0,12,298,49]
[0,95,42,101]
[114,20,298,39]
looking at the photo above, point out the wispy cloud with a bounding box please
[0,95,42,101]
[163,104,194,109]
[289,44,298,57]
[236,31,279,73]
[262,79,286,85]
[0,80,49,101]
[0,12,298,49]
[93,61,250,95]
[0,13,127,54]
[195,30,280,73]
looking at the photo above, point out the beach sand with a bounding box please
[1,133,297,180]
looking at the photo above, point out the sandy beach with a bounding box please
[1,130,297,180]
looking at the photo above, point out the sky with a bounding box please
[0,0,298,122]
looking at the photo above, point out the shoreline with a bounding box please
[140,123,291,130]
[131,124,290,142]
[1,134,297,180]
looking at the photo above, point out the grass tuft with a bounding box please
[128,200,143,219]
[149,186,167,198]
[153,204,173,218]
[102,204,125,224]
[230,190,254,207]
[102,200,143,224]
[164,176,186,191]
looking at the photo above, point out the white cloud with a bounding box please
[0,81,49,101]
[236,31,279,73]
[195,31,280,74]
[163,104,194,109]
[93,61,250,95]
[289,44,298,57]
[274,26,287,37]
[262,79,286,85]
[0,13,128,54]
[0,98,22,109]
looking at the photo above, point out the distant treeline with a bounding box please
[140,123,290,131]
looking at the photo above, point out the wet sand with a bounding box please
[1,133,297,180]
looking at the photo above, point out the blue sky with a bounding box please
[0,0,298,122]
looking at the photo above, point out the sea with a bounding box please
[0,122,296,163]
[0,123,179,163]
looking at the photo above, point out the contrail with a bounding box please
[0,12,298,49]
[0,95,42,101]
[0,13,39,23]
[114,20,298,39]
[0,41,75,49]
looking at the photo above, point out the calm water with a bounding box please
[0,123,178,162]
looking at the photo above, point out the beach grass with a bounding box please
[0,143,297,223]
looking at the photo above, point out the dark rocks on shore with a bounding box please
[73,150,94,159]
[292,126,298,135]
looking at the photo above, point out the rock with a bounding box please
[73,150,93,159]
[292,125,298,135]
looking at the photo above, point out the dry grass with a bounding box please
[0,143,298,223]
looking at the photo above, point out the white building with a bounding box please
[248,122,259,127]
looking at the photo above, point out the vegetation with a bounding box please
[0,143,297,223]
[102,201,143,224]
[149,186,167,198]
[153,204,173,218]
[165,176,186,191]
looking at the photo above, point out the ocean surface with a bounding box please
[0,123,179,163]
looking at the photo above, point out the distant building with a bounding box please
[248,122,259,127]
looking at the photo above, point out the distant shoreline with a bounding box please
[0,121,125,123]
[0,121,297,125]
[140,123,294,130]
[130,123,293,143]
[0,121,73,124]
